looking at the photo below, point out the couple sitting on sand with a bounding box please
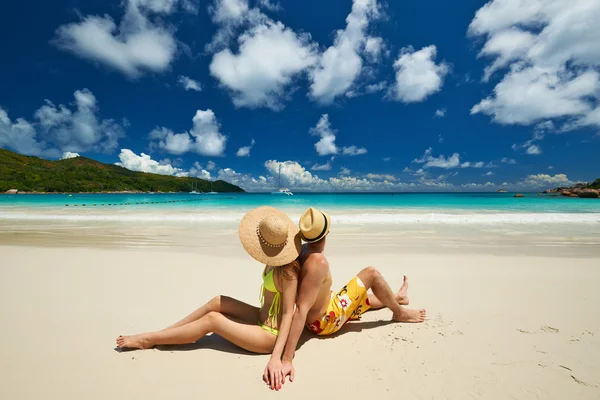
[117,206,426,390]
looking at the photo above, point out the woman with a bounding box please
[116,206,301,366]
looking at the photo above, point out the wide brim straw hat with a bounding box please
[299,207,331,243]
[239,206,301,266]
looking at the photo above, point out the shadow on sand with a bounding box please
[115,319,394,356]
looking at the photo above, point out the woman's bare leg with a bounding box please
[117,311,276,354]
[367,275,409,309]
[160,295,259,331]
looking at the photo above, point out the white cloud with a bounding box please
[501,157,516,164]
[435,108,446,117]
[364,81,387,93]
[524,173,572,187]
[189,161,211,180]
[309,114,338,156]
[548,166,553,170]
[178,76,202,91]
[0,89,124,157]
[526,144,542,155]
[53,0,194,78]
[265,160,327,188]
[390,45,450,103]
[206,160,216,170]
[383,157,392,161]
[413,148,460,169]
[413,148,493,170]
[342,145,368,156]
[339,167,352,175]
[468,0,600,130]
[309,0,381,104]
[211,0,249,23]
[60,152,80,159]
[205,0,251,52]
[258,0,281,12]
[210,18,318,110]
[150,109,227,156]
[364,36,386,62]
[365,173,397,181]
[311,161,332,171]
[484,171,494,176]
[115,149,186,175]
[236,139,255,157]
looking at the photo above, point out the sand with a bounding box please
[1,227,600,399]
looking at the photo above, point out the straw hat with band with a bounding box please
[239,206,301,266]
[299,207,331,243]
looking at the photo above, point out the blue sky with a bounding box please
[0,0,598,191]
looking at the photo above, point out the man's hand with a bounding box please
[263,358,284,391]
[281,360,295,384]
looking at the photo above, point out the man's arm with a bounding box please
[281,256,328,362]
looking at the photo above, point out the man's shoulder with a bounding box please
[303,252,329,272]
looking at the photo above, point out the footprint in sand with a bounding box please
[541,326,559,333]
[517,329,532,334]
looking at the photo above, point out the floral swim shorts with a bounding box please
[306,276,371,336]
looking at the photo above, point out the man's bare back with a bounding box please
[297,244,333,323]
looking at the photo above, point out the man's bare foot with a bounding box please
[395,275,409,305]
[392,307,426,323]
[116,334,153,350]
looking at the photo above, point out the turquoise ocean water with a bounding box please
[1,193,600,224]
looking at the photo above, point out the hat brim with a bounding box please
[239,206,301,266]
[301,211,331,243]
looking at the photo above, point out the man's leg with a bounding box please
[368,275,409,309]
[357,266,426,323]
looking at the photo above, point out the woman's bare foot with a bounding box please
[116,334,153,350]
[392,307,426,323]
[395,275,409,305]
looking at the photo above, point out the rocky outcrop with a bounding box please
[578,189,599,198]
[5,189,18,194]
[514,193,524,198]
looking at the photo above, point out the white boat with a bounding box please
[271,165,293,195]
[189,180,202,194]
[205,181,218,194]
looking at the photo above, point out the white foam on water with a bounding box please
[1,210,600,225]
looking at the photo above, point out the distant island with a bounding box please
[0,148,244,194]
[543,179,600,198]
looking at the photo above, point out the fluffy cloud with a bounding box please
[468,0,600,129]
[210,18,318,110]
[342,145,367,156]
[309,114,367,157]
[206,160,216,170]
[309,114,338,156]
[364,36,386,62]
[339,167,352,175]
[258,0,281,12]
[309,0,381,104]
[53,0,195,78]
[524,173,572,187]
[365,173,397,181]
[390,45,450,103]
[435,109,446,117]
[310,161,332,171]
[526,144,542,155]
[150,109,227,156]
[413,148,493,170]
[236,139,255,157]
[115,149,186,175]
[0,89,124,157]
[178,76,202,91]
[264,160,327,188]
[60,152,80,159]
[188,161,211,180]
[501,157,516,164]
[205,0,251,52]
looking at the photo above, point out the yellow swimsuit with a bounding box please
[258,267,281,336]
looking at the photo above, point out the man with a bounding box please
[264,207,427,390]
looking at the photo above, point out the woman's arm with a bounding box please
[263,270,298,390]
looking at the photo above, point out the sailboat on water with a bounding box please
[271,165,293,195]
[206,180,218,194]
[190,179,202,194]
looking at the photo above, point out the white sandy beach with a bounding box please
[1,221,599,400]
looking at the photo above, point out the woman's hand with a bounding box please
[263,358,284,391]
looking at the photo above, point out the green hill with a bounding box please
[0,149,244,193]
